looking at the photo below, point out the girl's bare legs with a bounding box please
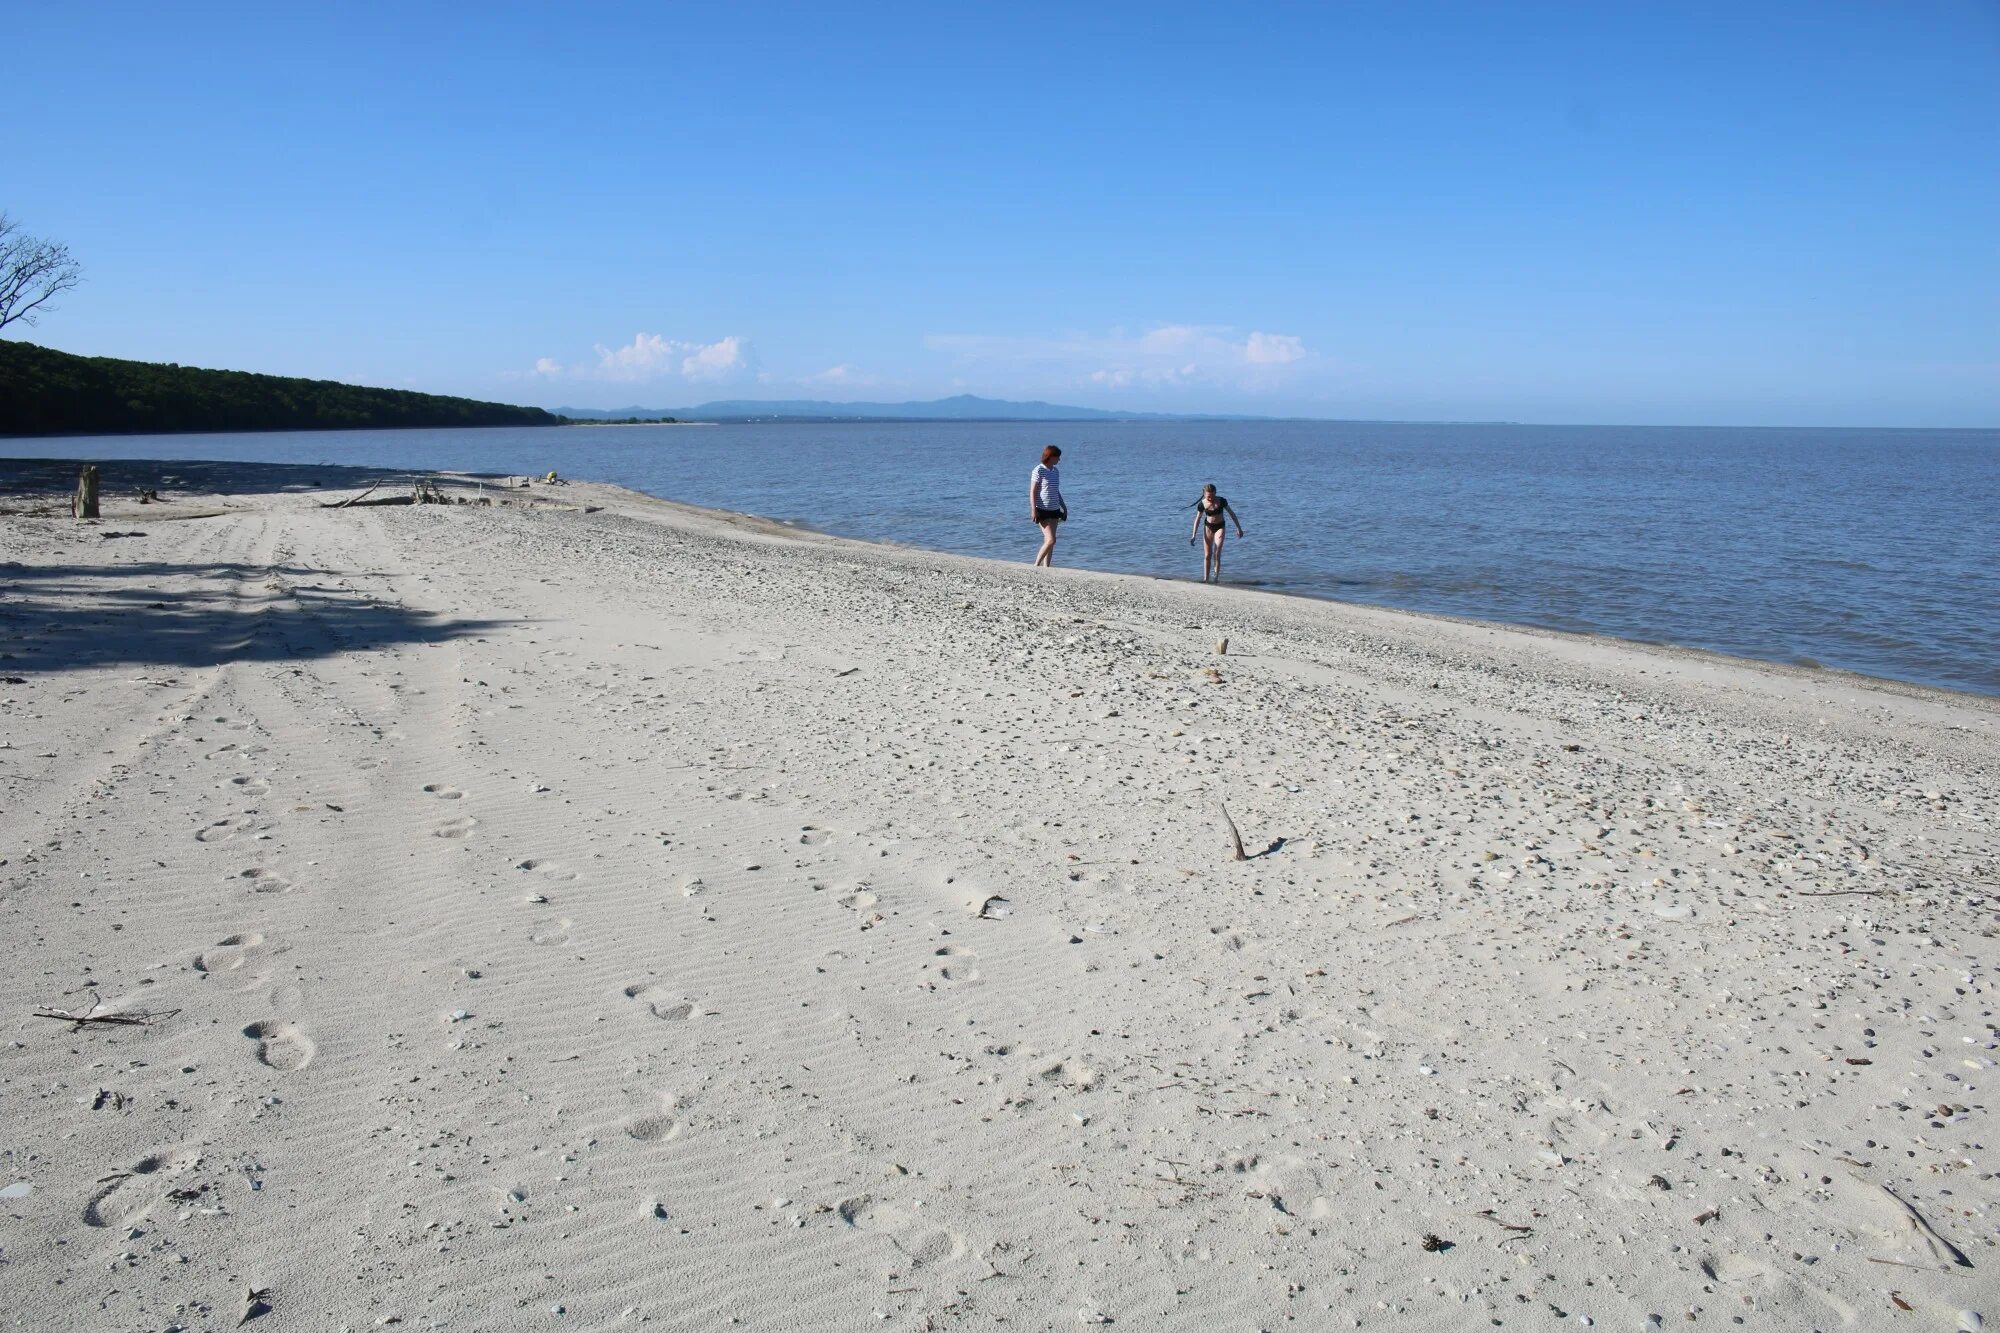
[1035,519,1059,567]
[1204,527,1226,582]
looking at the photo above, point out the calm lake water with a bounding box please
[8,420,1997,695]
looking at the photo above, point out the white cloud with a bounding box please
[800,363,890,389]
[678,335,747,381]
[529,333,752,383]
[926,324,1311,391]
[1243,331,1306,365]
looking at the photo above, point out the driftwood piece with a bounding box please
[333,481,382,509]
[72,464,100,519]
[1474,1208,1534,1234]
[238,1286,273,1325]
[1219,802,1247,861]
[1854,1173,1974,1269]
[33,994,180,1031]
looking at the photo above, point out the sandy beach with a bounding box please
[0,458,1995,1332]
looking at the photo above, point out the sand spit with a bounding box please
[0,458,1995,1332]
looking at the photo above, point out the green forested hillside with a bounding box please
[0,340,563,436]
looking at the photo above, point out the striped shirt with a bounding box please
[1032,463,1064,511]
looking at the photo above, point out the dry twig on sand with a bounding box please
[1218,802,1247,861]
[1474,1209,1534,1235]
[1881,859,1994,885]
[32,994,180,1031]
[1854,1174,1974,1269]
[238,1287,273,1326]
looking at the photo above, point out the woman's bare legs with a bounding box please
[1203,527,1226,582]
[1035,519,1059,567]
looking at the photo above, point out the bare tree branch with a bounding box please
[0,213,85,333]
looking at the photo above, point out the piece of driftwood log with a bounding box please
[333,481,382,509]
[1219,802,1247,861]
[72,464,100,519]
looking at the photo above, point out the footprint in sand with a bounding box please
[1034,1058,1099,1092]
[234,867,291,894]
[798,826,833,847]
[229,775,271,796]
[1209,924,1250,951]
[194,931,276,989]
[82,1150,202,1229]
[422,783,464,800]
[516,858,577,882]
[1542,1086,1624,1152]
[933,944,981,984]
[432,816,478,839]
[835,1195,969,1267]
[527,917,573,946]
[836,887,885,930]
[1700,1252,1769,1285]
[623,985,695,1021]
[1233,1153,1332,1222]
[242,1019,315,1071]
[196,816,255,843]
[624,1090,691,1143]
[626,1113,683,1143]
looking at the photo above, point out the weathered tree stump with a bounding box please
[72,464,100,519]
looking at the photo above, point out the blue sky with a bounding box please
[6,2,1996,425]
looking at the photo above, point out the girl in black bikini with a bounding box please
[1189,483,1244,584]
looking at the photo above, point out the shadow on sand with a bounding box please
[0,560,511,672]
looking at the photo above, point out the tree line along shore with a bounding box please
[0,340,571,437]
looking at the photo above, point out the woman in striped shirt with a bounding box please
[1029,445,1066,567]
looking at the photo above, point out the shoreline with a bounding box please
[6,451,1995,708]
[2,457,1995,1329]
[7,440,1992,696]
[543,474,2000,707]
[590,472,2000,710]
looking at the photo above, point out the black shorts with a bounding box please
[1035,508,1065,525]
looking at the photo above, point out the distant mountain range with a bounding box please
[554,393,1263,422]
